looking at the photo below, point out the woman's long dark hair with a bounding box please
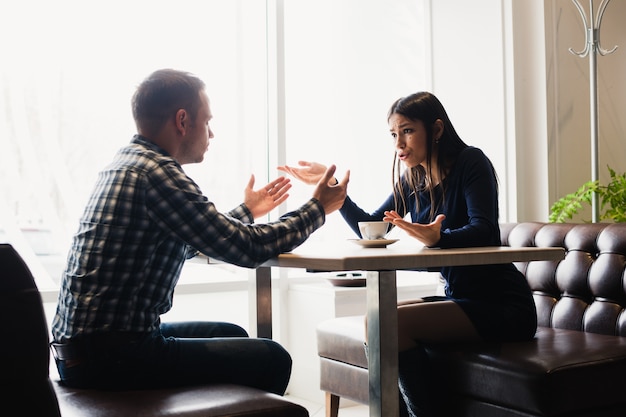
[388,92,468,221]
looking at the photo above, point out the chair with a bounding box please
[1,243,308,417]
[1,243,62,416]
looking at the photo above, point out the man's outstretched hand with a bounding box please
[312,165,350,215]
[245,174,292,219]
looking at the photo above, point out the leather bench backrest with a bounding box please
[500,223,626,337]
[0,243,62,416]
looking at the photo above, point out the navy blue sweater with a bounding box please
[339,147,537,341]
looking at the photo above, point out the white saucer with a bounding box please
[349,238,399,248]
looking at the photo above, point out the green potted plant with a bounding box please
[549,166,626,223]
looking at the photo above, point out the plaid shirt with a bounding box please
[51,135,324,342]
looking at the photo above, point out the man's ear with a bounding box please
[175,109,188,135]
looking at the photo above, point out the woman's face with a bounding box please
[388,113,429,169]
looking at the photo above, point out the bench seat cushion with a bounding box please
[429,327,626,416]
[53,381,309,417]
[317,316,626,416]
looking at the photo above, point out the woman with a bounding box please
[279,91,537,416]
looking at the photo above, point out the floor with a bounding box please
[285,395,368,417]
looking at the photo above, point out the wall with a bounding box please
[427,0,552,222]
[428,0,625,222]
[545,0,626,222]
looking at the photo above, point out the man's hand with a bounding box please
[312,165,350,215]
[244,174,292,219]
[278,161,332,185]
[383,211,445,247]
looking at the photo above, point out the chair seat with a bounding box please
[53,380,309,417]
[317,316,369,405]
[317,315,368,369]
[3,242,308,417]
[49,349,309,417]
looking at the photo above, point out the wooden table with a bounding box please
[255,240,565,417]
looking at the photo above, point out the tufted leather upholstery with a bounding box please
[1,243,62,416]
[1,243,308,417]
[317,222,626,417]
[503,222,626,336]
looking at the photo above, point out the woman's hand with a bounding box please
[244,174,292,219]
[277,161,332,185]
[383,211,445,247]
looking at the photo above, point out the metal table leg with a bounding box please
[255,266,272,339]
[367,270,399,417]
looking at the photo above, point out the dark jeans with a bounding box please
[55,321,292,395]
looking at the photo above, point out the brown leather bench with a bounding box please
[52,381,308,417]
[1,243,308,417]
[317,222,626,417]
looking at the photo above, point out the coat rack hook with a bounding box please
[595,0,618,55]
[568,0,618,57]
[568,0,590,57]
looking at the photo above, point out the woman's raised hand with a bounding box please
[383,211,445,247]
[277,161,330,185]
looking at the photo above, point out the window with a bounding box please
[281,0,427,243]
[1,0,427,288]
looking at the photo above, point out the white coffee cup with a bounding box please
[358,221,389,240]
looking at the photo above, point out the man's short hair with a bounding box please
[132,69,206,138]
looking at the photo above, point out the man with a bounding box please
[51,69,349,394]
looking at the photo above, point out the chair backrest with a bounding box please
[0,244,61,416]
[500,222,626,337]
